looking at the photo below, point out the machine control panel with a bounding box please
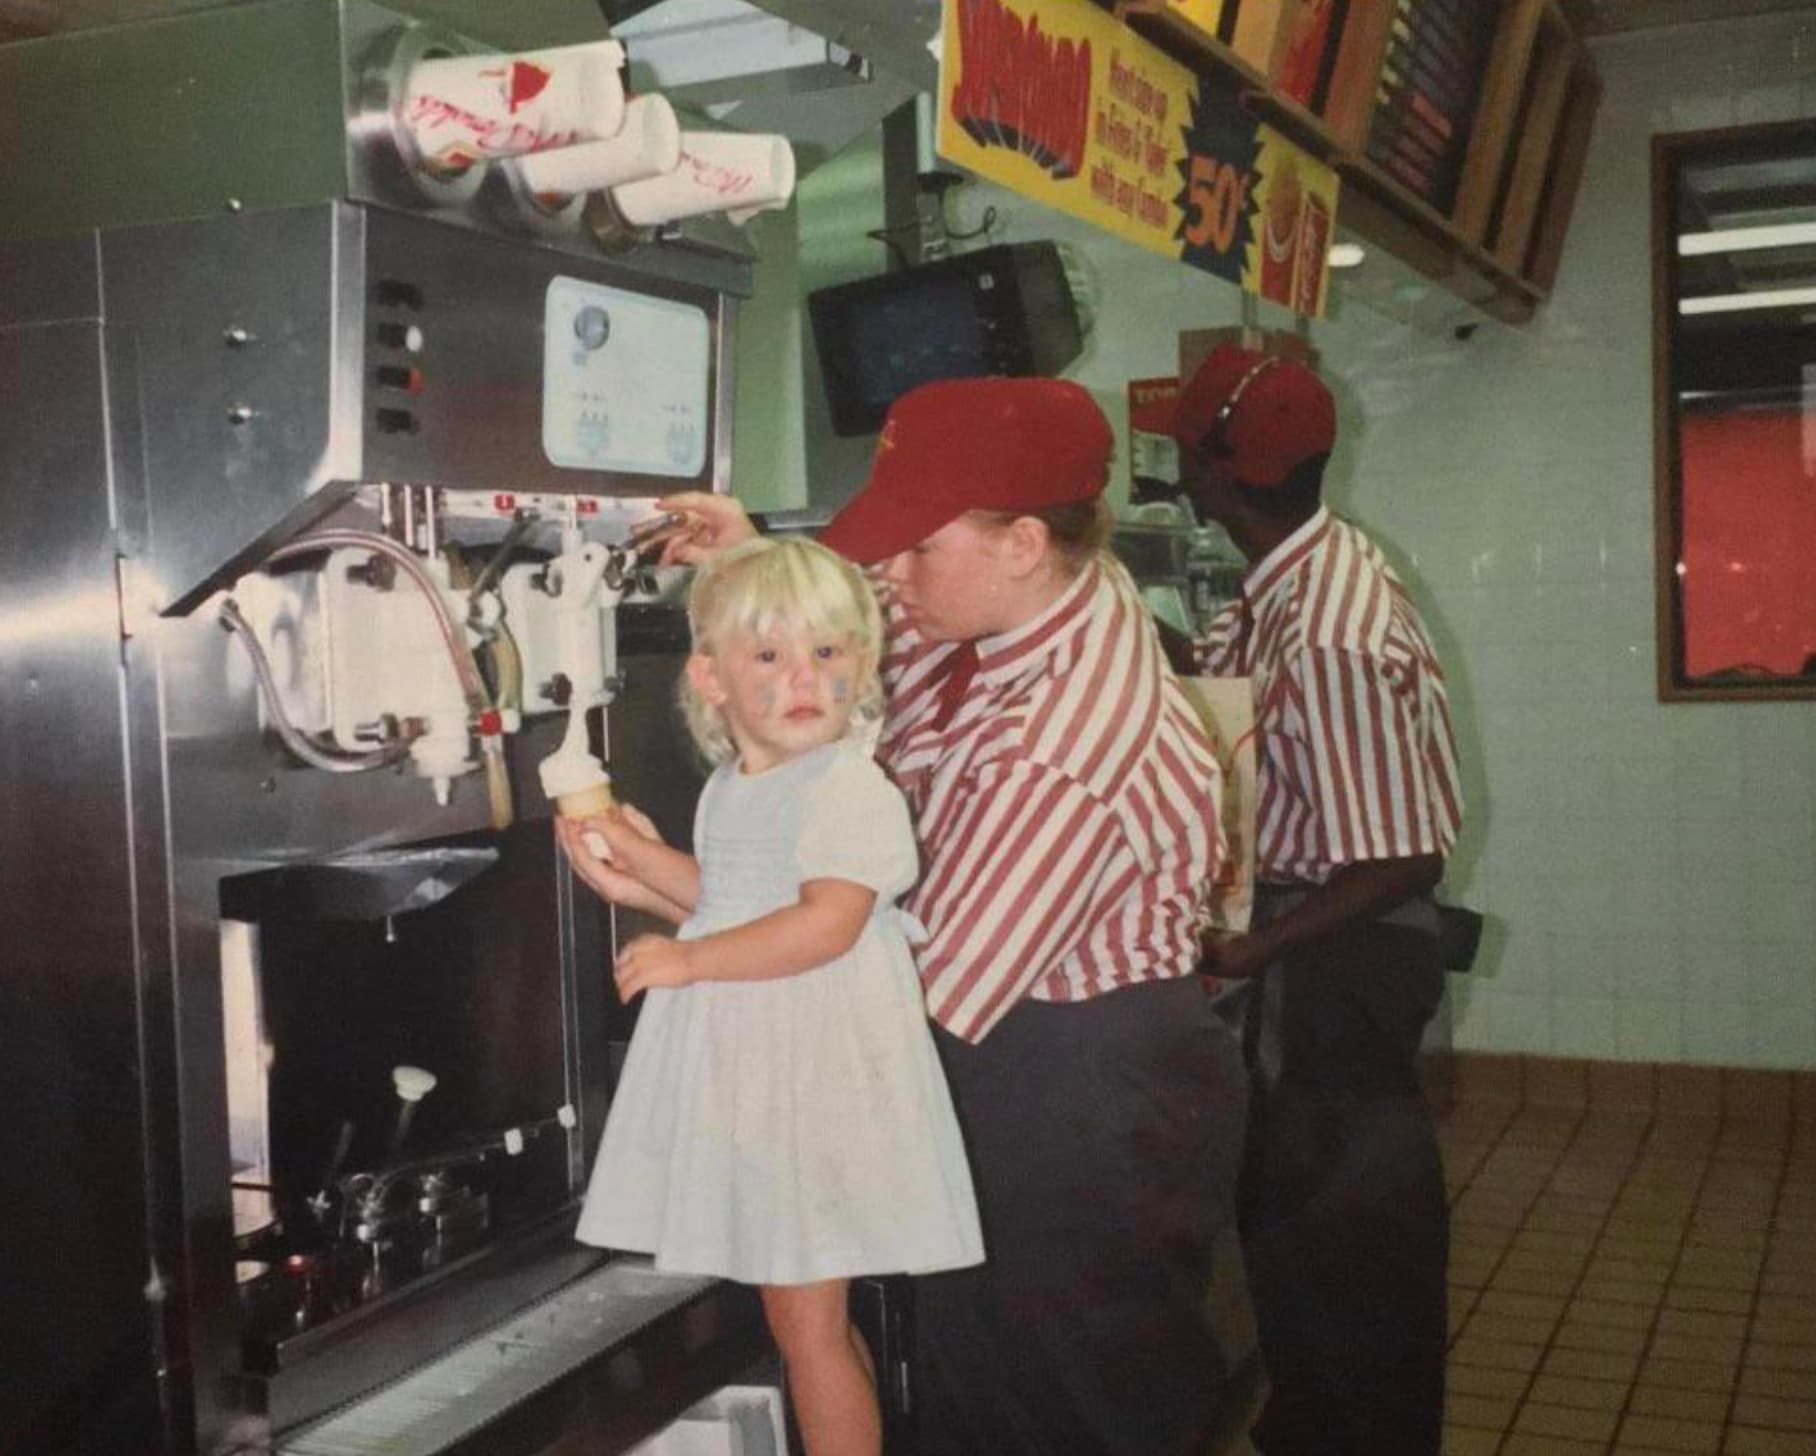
[542,276,709,478]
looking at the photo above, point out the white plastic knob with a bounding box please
[392,1065,439,1103]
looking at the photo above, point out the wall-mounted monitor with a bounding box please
[808,241,1085,437]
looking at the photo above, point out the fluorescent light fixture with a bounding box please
[1327,241,1367,269]
[1678,222,1816,255]
[1679,285,1816,315]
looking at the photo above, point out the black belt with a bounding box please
[1251,884,1441,937]
[1252,884,1480,971]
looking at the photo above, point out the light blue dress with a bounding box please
[575,741,983,1285]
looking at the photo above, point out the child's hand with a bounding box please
[556,804,666,896]
[555,815,658,910]
[610,801,665,851]
[614,934,699,999]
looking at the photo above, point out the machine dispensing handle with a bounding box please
[465,510,539,608]
[306,1119,358,1226]
[324,1119,356,1185]
[626,510,689,550]
[393,1065,438,1101]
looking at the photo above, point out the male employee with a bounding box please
[1172,344,1464,1456]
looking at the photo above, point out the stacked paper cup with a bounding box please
[399,36,797,224]
[516,95,682,197]
[402,41,628,173]
[609,132,797,227]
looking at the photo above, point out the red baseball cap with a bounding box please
[819,377,1112,564]
[1170,344,1335,487]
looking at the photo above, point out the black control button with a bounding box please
[373,279,424,310]
[373,365,422,393]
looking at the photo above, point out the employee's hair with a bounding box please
[968,495,1113,572]
[680,535,886,766]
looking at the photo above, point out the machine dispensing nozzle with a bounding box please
[535,532,627,825]
[387,1064,438,1158]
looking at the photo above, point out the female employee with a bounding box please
[563,377,1247,1456]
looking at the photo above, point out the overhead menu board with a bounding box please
[937,0,1341,315]
[1367,0,1500,213]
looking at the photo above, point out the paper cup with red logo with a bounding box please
[515,95,681,198]
[608,132,797,228]
[403,40,627,174]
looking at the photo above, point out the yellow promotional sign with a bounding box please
[937,0,1339,315]
[1165,0,1228,36]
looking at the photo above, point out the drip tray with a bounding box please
[279,1260,759,1456]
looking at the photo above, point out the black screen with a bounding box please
[809,243,1083,436]
[848,275,989,407]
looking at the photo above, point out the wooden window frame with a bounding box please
[1652,118,1816,703]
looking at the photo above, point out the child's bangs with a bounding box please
[711,543,874,650]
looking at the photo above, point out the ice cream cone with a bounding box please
[554,778,615,819]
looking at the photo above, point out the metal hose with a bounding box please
[263,530,489,717]
[264,529,514,829]
[218,598,406,774]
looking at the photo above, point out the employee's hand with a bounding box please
[615,934,698,999]
[652,491,758,565]
[1200,930,1272,981]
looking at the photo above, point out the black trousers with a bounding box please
[1240,911,1449,1456]
[912,977,1247,1456]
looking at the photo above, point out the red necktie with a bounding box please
[931,641,979,730]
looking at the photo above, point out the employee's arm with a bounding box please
[1203,853,1443,979]
[652,491,759,564]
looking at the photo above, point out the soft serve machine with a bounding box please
[0,3,805,1452]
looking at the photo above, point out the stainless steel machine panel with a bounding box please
[0,318,165,1452]
[0,231,102,326]
[0,215,751,1455]
[105,205,358,618]
[359,208,721,498]
[99,203,724,614]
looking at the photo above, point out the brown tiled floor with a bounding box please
[1436,1064,1816,1455]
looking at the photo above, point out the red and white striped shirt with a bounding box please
[877,556,1222,1044]
[1196,507,1462,884]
